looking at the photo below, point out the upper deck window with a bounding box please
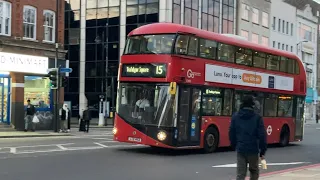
[218,43,235,63]
[235,47,252,66]
[124,34,175,55]
[175,35,189,55]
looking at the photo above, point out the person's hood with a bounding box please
[238,107,255,119]
[63,104,68,111]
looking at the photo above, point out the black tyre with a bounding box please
[279,126,290,147]
[203,127,219,153]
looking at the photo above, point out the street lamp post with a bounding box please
[53,0,60,132]
[95,24,108,126]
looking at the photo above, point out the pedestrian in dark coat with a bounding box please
[229,95,267,180]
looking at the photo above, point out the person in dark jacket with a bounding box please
[229,95,267,180]
[82,106,91,133]
[24,99,36,132]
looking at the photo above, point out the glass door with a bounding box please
[177,86,201,146]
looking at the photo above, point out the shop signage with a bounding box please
[0,52,48,74]
[205,64,294,91]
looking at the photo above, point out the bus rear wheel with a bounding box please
[279,126,290,147]
[203,127,219,153]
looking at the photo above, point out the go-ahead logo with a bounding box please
[187,69,201,78]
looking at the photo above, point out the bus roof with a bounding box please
[128,23,302,64]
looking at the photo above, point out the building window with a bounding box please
[278,19,281,32]
[282,44,284,50]
[241,3,249,21]
[286,45,288,51]
[184,0,198,28]
[252,8,259,24]
[201,0,220,33]
[240,30,249,40]
[173,0,181,24]
[261,36,268,47]
[286,22,289,34]
[23,6,37,39]
[282,20,285,33]
[291,23,293,36]
[251,33,259,44]
[262,12,268,28]
[24,77,51,108]
[278,42,280,49]
[273,16,276,30]
[272,41,275,47]
[43,10,55,42]
[222,0,234,34]
[300,23,312,41]
[291,46,293,52]
[0,1,11,36]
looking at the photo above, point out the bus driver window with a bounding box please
[132,92,150,119]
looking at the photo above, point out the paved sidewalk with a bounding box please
[0,131,72,138]
[259,164,320,179]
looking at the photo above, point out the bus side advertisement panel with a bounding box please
[204,64,294,92]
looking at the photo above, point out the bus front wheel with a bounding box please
[203,127,219,153]
[279,125,290,147]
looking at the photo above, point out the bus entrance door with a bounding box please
[177,86,201,147]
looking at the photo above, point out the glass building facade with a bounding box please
[64,0,236,118]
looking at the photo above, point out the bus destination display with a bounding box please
[122,64,167,78]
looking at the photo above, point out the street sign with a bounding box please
[60,68,73,73]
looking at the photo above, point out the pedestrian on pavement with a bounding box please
[229,95,267,180]
[82,106,91,133]
[24,99,36,132]
[59,104,70,133]
[316,114,319,124]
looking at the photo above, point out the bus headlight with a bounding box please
[157,131,167,141]
[113,127,118,135]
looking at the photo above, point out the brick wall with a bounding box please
[9,0,65,44]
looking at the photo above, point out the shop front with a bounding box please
[0,51,57,130]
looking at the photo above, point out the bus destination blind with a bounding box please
[122,64,167,78]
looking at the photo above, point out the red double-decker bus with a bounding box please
[113,23,306,153]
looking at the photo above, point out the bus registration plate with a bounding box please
[128,137,142,143]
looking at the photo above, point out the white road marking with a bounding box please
[98,140,115,143]
[13,146,104,154]
[108,144,144,148]
[56,145,68,150]
[92,138,113,140]
[2,143,74,149]
[212,162,309,168]
[10,148,16,154]
[94,142,109,148]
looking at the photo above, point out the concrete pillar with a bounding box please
[119,0,126,57]
[181,0,184,25]
[79,0,87,114]
[10,73,25,131]
[219,0,223,33]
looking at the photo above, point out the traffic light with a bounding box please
[47,68,59,89]
[61,76,68,87]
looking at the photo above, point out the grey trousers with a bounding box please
[25,115,35,130]
[236,153,259,180]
